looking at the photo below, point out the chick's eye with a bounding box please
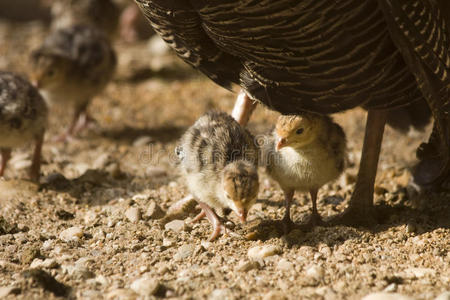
[296,128,304,134]
[47,70,55,77]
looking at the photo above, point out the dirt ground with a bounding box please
[0,18,448,300]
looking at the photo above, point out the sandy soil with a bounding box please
[0,19,448,300]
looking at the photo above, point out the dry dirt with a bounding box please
[0,18,449,300]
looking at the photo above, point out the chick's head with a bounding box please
[275,114,323,150]
[222,160,259,222]
[29,51,70,90]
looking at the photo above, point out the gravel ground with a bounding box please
[0,19,449,300]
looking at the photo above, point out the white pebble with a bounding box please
[263,291,287,300]
[235,260,259,272]
[59,226,83,242]
[306,265,324,281]
[146,166,167,177]
[435,292,450,300]
[11,159,31,170]
[62,264,95,279]
[174,244,195,261]
[132,193,149,201]
[84,211,98,224]
[362,292,416,300]
[384,283,398,293]
[200,241,212,250]
[95,275,110,286]
[0,286,16,298]
[162,239,174,247]
[30,258,58,269]
[247,245,281,260]
[130,276,160,296]
[133,136,154,147]
[209,288,234,300]
[277,258,294,272]
[42,240,54,251]
[125,207,141,223]
[164,220,185,233]
[106,289,137,300]
[145,201,165,219]
[405,267,436,278]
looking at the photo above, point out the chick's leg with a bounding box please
[197,202,226,241]
[54,102,94,142]
[330,109,387,226]
[307,188,325,226]
[281,189,295,233]
[192,210,206,223]
[0,148,11,177]
[29,133,44,182]
[231,90,257,126]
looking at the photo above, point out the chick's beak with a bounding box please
[238,209,247,222]
[276,137,287,151]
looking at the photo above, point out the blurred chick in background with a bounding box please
[29,25,116,141]
[0,71,48,181]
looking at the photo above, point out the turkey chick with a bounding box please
[263,113,346,230]
[177,111,259,241]
[29,24,116,141]
[0,71,48,181]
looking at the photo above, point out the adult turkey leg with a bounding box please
[231,90,257,126]
[329,109,387,226]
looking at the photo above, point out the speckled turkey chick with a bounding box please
[136,0,450,225]
[30,24,116,140]
[176,111,259,241]
[0,71,48,181]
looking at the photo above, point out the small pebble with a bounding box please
[162,239,174,247]
[146,201,165,219]
[384,283,398,293]
[106,289,137,300]
[305,265,324,282]
[84,211,98,224]
[165,220,185,233]
[92,153,110,169]
[276,258,294,272]
[362,292,416,300]
[209,288,234,300]
[263,291,287,300]
[0,286,18,298]
[405,267,436,278]
[200,241,211,249]
[11,158,31,170]
[59,226,83,242]
[42,240,54,251]
[435,292,450,300]
[133,136,154,147]
[248,245,281,260]
[30,258,58,269]
[125,207,141,223]
[235,260,259,272]
[130,276,160,296]
[95,275,109,286]
[146,166,167,177]
[174,244,195,261]
[62,264,95,279]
